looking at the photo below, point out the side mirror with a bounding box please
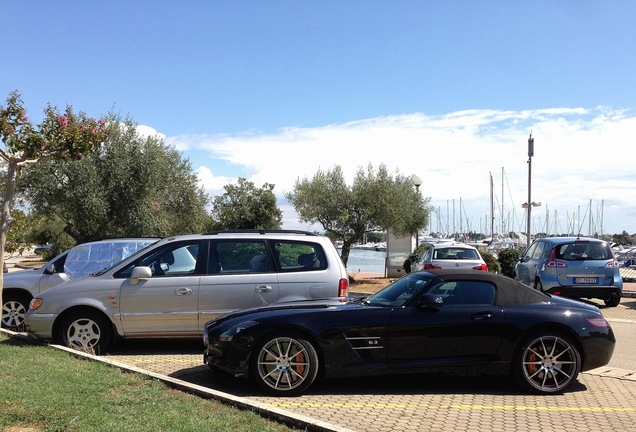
[417,293,444,310]
[130,266,152,285]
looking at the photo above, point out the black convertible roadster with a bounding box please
[203,269,615,396]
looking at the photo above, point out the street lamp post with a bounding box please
[410,174,423,247]
[525,132,539,248]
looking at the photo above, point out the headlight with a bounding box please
[218,320,259,342]
[29,298,43,310]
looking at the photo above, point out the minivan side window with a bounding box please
[212,240,272,274]
[115,241,201,278]
[274,241,327,273]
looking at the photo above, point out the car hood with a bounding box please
[2,268,45,283]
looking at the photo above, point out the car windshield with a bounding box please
[88,241,159,277]
[365,273,433,307]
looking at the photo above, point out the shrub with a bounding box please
[498,248,523,278]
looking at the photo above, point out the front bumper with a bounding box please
[23,312,57,340]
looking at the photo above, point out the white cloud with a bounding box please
[135,124,166,140]
[165,107,636,235]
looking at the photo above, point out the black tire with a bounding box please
[513,331,581,394]
[59,309,113,355]
[1,292,30,331]
[604,293,621,307]
[533,279,544,292]
[250,332,319,396]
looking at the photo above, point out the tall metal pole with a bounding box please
[526,132,534,249]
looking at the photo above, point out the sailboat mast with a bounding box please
[490,173,494,241]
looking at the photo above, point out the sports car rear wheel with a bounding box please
[514,332,581,393]
[251,332,319,396]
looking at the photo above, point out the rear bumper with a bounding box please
[545,285,622,299]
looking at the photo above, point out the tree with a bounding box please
[286,163,431,267]
[20,114,210,243]
[209,178,282,230]
[0,91,106,302]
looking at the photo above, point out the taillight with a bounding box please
[473,264,488,271]
[605,261,620,268]
[424,263,442,270]
[546,247,567,268]
[338,278,349,297]
[587,317,610,328]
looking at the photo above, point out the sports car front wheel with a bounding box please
[251,332,319,396]
[514,332,581,393]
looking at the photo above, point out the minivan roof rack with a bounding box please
[205,229,318,236]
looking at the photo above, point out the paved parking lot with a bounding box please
[31,296,633,432]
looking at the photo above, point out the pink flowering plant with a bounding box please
[0,90,107,295]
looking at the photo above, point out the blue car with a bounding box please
[514,237,622,306]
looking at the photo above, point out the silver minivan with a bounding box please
[25,230,349,353]
[1,238,157,330]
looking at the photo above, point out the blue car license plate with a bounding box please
[575,277,597,284]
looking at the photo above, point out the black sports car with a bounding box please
[203,270,615,396]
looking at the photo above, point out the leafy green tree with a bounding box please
[209,178,282,230]
[0,90,106,300]
[497,247,522,278]
[286,163,431,267]
[21,114,210,243]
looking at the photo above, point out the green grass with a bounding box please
[0,333,299,432]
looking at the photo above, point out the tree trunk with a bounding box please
[0,159,19,303]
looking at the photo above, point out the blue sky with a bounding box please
[4,2,636,236]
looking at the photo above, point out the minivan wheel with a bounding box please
[1,293,30,331]
[604,293,621,307]
[250,332,319,396]
[513,332,581,394]
[59,310,112,355]
[533,279,544,292]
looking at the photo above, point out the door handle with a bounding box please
[255,285,272,293]
[472,312,492,321]
[175,287,193,296]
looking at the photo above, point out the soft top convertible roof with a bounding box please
[427,269,548,305]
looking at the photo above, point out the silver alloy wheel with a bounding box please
[65,317,102,352]
[255,336,314,392]
[1,299,27,329]
[519,334,580,393]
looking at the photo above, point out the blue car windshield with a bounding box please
[365,273,433,307]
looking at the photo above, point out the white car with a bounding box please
[413,242,488,272]
[25,230,350,353]
[2,238,158,330]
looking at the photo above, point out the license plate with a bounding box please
[575,277,597,284]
